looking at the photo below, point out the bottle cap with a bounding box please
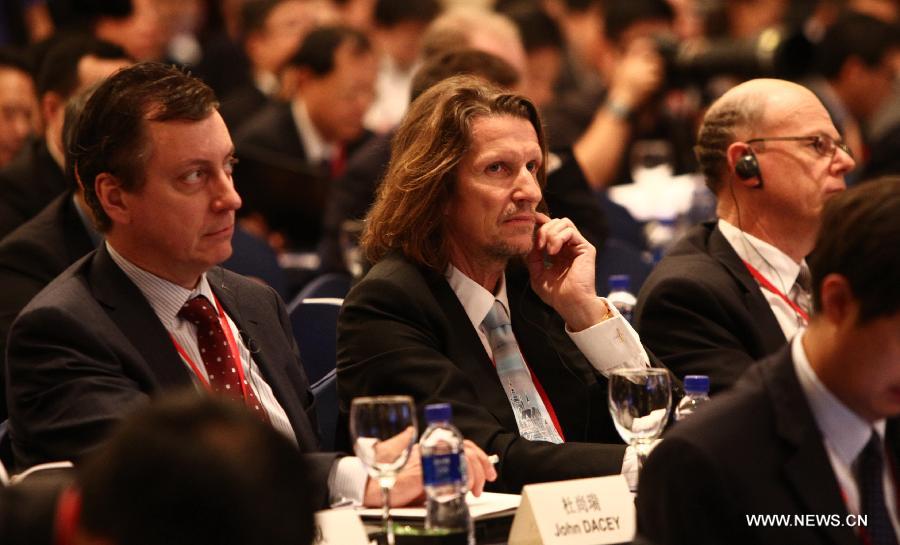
[608,274,631,291]
[425,403,452,423]
[684,375,710,394]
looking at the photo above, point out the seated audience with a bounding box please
[216,0,332,131]
[634,78,855,393]
[234,24,377,251]
[637,177,900,545]
[0,48,37,169]
[363,0,441,133]
[337,75,671,493]
[0,35,130,240]
[4,63,494,507]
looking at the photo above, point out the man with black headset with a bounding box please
[633,78,855,394]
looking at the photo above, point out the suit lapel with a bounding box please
[765,348,858,545]
[425,267,521,433]
[89,245,192,389]
[209,268,319,449]
[708,226,786,354]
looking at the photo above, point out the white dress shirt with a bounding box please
[793,331,899,535]
[291,98,339,165]
[445,265,650,488]
[718,219,808,340]
[107,243,368,504]
[445,265,650,375]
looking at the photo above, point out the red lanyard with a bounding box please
[169,294,252,402]
[742,260,809,325]
[54,487,80,545]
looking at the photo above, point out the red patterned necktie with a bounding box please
[178,295,269,421]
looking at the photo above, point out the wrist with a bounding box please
[562,298,612,332]
[604,97,632,122]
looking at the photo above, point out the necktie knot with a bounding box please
[178,295,218,327]
[483,301,511,331]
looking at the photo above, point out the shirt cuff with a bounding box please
[327,456,369,507]
[567,297,651,375]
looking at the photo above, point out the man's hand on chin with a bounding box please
[526,213,611,331]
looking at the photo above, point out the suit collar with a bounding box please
[89,244,193,389]
[707,224,786,353]
[759,347,858,545]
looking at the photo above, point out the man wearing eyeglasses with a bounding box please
[633,78,856,395]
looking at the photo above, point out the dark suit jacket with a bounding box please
[234,102,373,250]
[637,346,898,545]
[337,252,630,493]
[0,192,94,422]
[633,222,785,394]
[0,139,68,240]
[5,245,336,504]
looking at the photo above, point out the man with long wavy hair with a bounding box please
[338,75,665,492]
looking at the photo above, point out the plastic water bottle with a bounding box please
[607,275,637,323]
[645,217,679,264]
[675,375,711,421]
[421,403,473,544]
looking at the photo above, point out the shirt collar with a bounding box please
[445,264,510,329]
[792,330,886,466]
[106,241,216,330]
[291,98,337,164]
[718,218,803,293]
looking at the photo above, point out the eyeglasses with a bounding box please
[746,135,853,160]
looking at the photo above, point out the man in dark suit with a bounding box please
[634,78,856,394]
[636,178,900,545]
[338,76,664,493]
[5,63,494,504]
[0,35,129,239]
[234,24,377,251]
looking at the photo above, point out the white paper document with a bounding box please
[356,491,521,521]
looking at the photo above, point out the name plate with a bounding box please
[313,508,370,545]
[508,475,635,545]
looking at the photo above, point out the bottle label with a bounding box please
[423,452,463,486]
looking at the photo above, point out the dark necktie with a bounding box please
[178,295,268,421]
[857,432,898,545]
[792,263,813,317]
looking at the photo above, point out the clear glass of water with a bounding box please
[608,368,672,469]
[350,395,418,545]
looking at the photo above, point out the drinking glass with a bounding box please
[350,395,418,545]
[608,368,672,470]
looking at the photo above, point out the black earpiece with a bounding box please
[735,150,763,188]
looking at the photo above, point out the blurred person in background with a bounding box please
[363,0,441,133]
[67,394,319,545]
[0,49,37,169]
[0,35,130,239]
[808,10,900,181]
[500,1,566,110]
[217,0,336,131]
[235,24,377,253]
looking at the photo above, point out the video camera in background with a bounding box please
[655,27,816,88]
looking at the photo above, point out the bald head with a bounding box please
[695,79,825,193]
[696,78,854,261]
